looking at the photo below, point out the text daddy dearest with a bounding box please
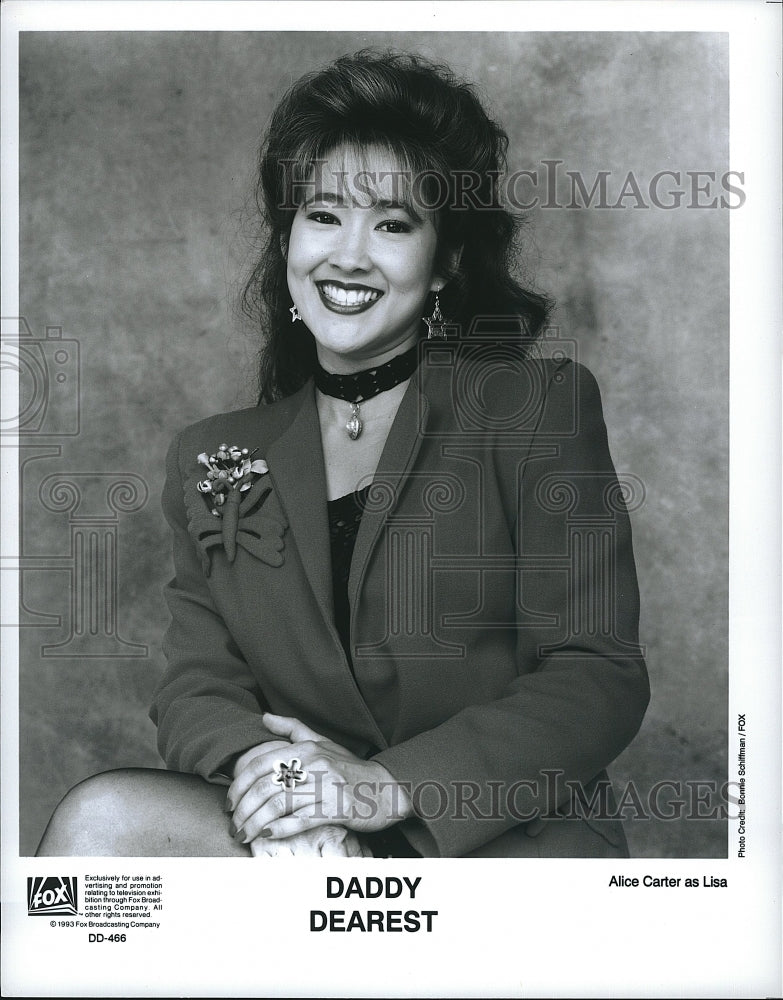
[310,877,437,933]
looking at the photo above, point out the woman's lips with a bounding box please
[316,281,383,315]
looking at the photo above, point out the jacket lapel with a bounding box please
[263,365,434,753]
[265,382,334,621]
[349,366,431,610]
[264,365,433,644]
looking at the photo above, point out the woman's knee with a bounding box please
[36,768,241,857]
[37,769,151,856]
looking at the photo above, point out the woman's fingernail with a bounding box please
[229,820,237,837]
[259,828,273,839]
[233,829,246,844]
[224,801,233,814]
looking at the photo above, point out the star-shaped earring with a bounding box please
[423,292,447,339]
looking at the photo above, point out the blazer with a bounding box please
[150,342,650,858]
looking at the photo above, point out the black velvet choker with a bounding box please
[313,342,420,404]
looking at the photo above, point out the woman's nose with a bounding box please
[327,218,372,272]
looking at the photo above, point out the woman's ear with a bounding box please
[431,245,464,291]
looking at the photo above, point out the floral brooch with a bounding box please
[197,444,268,514]
[189,443,285,573]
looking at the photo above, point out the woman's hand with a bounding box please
[229,739,371,856]
[226,713,413,844]
[248,825,372,858]
[232,740,290,778]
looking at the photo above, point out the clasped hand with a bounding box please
[227,713,413,854]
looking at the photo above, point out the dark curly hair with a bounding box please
[242,49,551,403]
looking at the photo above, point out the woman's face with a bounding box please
[286,146,442,372]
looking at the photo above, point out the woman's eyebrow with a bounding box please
[302,190,346,207]
[371,199,422,222]
[302,191,421,222]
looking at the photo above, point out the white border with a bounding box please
[0,0,771,32]
[2,2,781,997]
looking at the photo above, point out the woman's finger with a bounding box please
[228,741,317,811]
[262,712,324,743]
[249,837,276,858]
[230,771,286,830]
[252,804,334,842]
[342,835,365,858]
[319,833,350,858]
[234,739,290,778]
[227,753,278,810]
[236,790,299,842]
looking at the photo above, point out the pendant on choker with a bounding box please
[346,402,363,440]
[315,342,420,443]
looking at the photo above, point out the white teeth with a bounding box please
[320,283,380,306]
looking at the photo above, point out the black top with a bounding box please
[327,487,421,860]
[327,486,370,667]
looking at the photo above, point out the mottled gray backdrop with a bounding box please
[17,31,728,856]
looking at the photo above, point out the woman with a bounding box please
[38,50,649,858]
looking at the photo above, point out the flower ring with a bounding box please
[272,758,307,790]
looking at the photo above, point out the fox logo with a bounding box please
[27,876,78,916]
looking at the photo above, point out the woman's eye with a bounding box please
[307,211,339,225]
[376,219,412,234]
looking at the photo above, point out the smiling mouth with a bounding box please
[316,281,383,314]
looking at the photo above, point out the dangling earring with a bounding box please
[423,291,447,339]
[289,304,301,323]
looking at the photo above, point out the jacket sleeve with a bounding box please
[149,431,282,783]
[371,360,650,857]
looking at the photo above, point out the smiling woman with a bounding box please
[286,148,443,369]
[37,50,649,859]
